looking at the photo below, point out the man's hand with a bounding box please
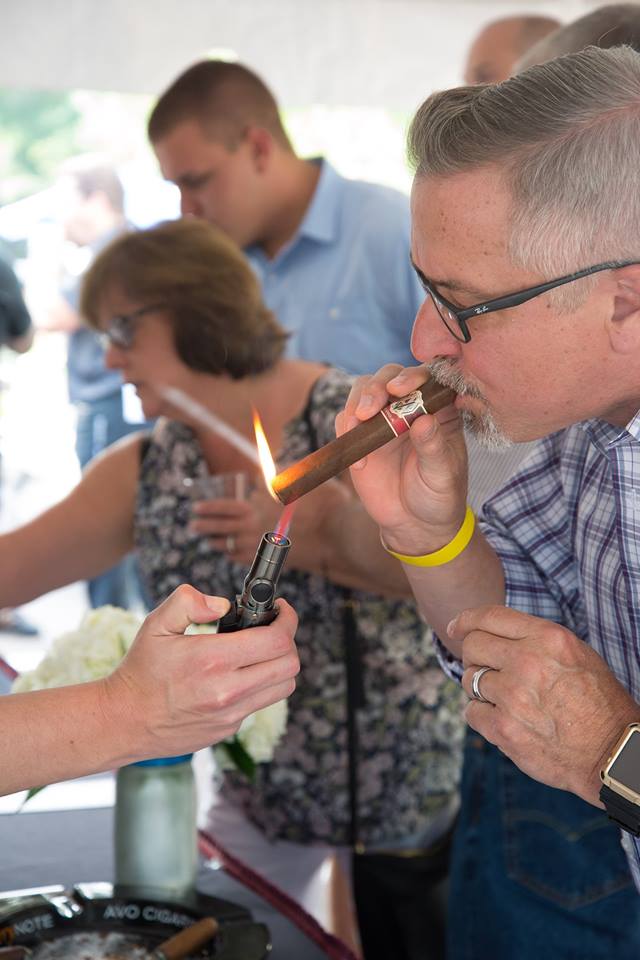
[451,605,640,806]
[336,363,467,557]
[105,584,300,761]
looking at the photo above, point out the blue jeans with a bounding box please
[448,730,640,960]
[75,393,150,611]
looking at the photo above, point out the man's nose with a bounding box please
[103,341,125,369]
[411,295,463,364]
[180,190,201,218]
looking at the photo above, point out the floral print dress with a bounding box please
[134,367,465,847]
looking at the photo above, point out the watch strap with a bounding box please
[600,782,640,837]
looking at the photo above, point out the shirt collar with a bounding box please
[295,157,342,245]
[581,407,640,452]
[244,158,341,264]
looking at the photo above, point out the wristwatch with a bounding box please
[600,723,640,836]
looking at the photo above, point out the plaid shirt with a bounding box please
[440,409,640,888]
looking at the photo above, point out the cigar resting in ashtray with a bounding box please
[151,917,219,960]
[272,378,455,505]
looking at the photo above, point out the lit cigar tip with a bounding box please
[271,464,301,505]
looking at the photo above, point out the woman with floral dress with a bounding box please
[0,218,465,959]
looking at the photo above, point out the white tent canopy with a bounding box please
[1,0,600,112]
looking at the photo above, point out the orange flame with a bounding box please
[252,407,278,501]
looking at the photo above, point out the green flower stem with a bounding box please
[218,737,256,780]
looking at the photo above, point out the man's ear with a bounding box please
[245,126,273,173]
[609,264,640,355]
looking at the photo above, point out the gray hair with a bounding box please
[408,45,640,308]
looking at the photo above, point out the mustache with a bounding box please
[427,358,486,401]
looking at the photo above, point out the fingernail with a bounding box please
[446,618,456,637]
[356,394,374,414]
[388,371,407,386]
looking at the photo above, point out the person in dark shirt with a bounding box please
[0,255,33,354]
[0,254,38,636]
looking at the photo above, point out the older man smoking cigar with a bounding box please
[337,43,640,955]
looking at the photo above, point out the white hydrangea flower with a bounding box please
[11,606,142,693]
[214,699,289,770]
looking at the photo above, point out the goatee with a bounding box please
[427,358,513,451]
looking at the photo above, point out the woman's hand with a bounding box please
[337,364,468,557]
[107,584,300,758]
[189,488,281,564]
[190,478,353,570]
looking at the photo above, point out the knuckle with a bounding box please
[268,626,296,657]
[173,582,198,603]
[287,651,301,678]
[493,712,517,747]
[208,686,235,712]
[506,684,532,718]
[541,626,574,661]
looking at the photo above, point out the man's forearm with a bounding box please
[401,527,505,647]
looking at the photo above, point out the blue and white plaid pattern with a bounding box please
[439,410,640,887]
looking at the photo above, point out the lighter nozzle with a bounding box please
[238,532,291,619]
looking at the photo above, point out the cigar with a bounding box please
[272,378,455,505]
[152,917,219,960]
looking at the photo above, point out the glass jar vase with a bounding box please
[114,754,197,899]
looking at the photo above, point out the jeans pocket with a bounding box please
[501,757,633,908]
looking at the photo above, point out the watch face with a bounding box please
[608,729,640,793]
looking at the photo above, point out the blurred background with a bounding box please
[0,0,602,671]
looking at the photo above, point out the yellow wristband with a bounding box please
[382,507,476,567]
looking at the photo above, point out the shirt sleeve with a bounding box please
[0,257,32,343]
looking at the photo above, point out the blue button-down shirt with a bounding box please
[245,159,423,374]
[440,410,640,887]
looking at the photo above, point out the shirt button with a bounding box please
[329,307,339,319]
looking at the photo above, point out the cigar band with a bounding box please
[381,390,428,436]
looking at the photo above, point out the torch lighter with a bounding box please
[217,532,291,632]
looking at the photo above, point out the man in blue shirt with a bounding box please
[148,60,422,374]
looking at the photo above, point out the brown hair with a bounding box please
[59,155,124,213]
[148,60,293,151]
[80,219,288,378]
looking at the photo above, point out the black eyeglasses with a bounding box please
[411,259,640,343]
[100,303,168,350]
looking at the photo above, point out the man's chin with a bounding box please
[461,410,514,451]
